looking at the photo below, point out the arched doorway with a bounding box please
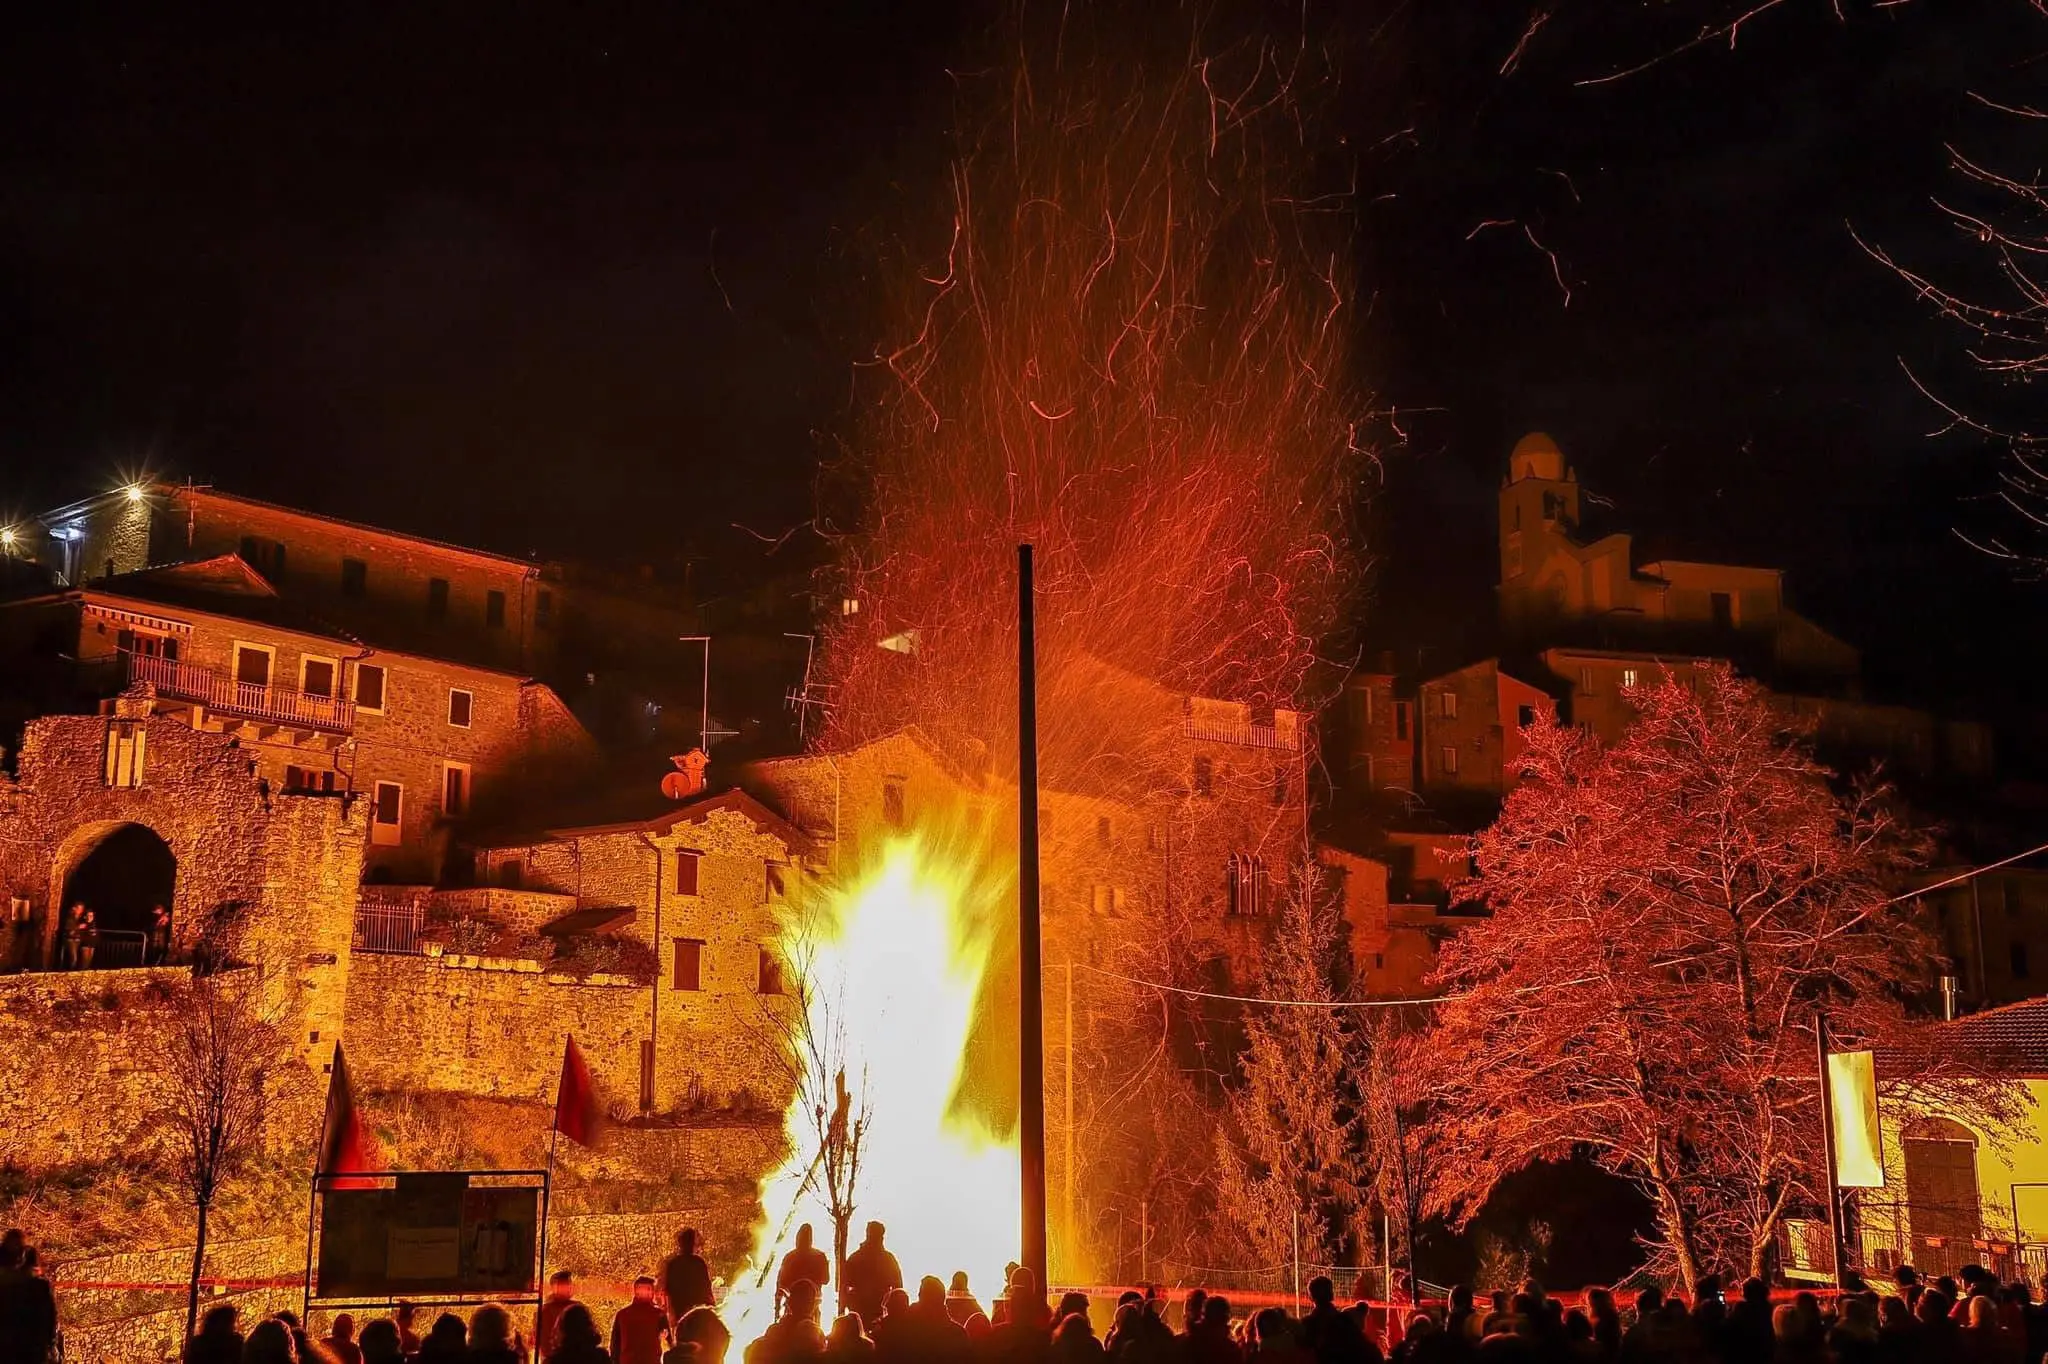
[57,822,176,968]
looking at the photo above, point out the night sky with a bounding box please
[4,2,2043,712]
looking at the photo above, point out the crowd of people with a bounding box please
[9,1215,2048,1364]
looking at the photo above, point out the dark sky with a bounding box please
[3,1,2043,709]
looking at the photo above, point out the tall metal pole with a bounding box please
[1815,1011,1848,1291]
[1064,959,1076,1282]
[1018,544,1048,1293]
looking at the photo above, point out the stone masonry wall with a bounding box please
[0,966,188,1168]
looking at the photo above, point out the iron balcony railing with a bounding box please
[1181,716,1301,751]
[125,651,356,734]
[352,900,427,956]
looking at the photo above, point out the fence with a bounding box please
[1777,1198,2048,1284]
[351,900,426,956]
[89,929,149,969]
[126,650,356,733]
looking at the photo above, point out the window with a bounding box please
[371,781,403,846]
[240,535,286,581]
[1227,853,1268,917]
[1441,745,1459,776]
[115,627,179,661]
[441,762,471,818]
[1517,704,1537,728]
[300,656,337,699]
[233,642,274,689]
[486,589,506,628]
[341,558,367,597]
[1357,686,1374,727]
[1092,884,1112,916]
[675,850,701,896]
[1504,534,1523,578]
[353,663,386,713]
[1096,816,1112,848]
[882,781,906,829]
[535,589,553,627]
[758,946,785,996]
[1579,666,1595,694]
[1543,491,1568,522]
[2013,941,2032,980]
[1710,591,1735,629]
[1360,754,1376,787]
[1394,703,1410,741]
[448,689,474,728]
[285,765,337,793]
[1271,764,1290,807]
[427,578,450,620]
[1621,668,1640,689]
[672,939,704,992]
[766,863,788,903]
[104,721,146,788]
[1193,755,1214,797]
[1437,690,1458,719]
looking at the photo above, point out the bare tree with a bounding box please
[1358,1015,1427,1297]
[148,968,300,1344]
[748,923,874,1312]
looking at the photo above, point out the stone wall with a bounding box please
[346,953,649,1104]
[0,966,188,1168]
[0,708,364,1067]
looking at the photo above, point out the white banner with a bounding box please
[1828,1049,1884,1188]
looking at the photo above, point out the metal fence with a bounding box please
[351,900,426,955]
[89,929,149,969]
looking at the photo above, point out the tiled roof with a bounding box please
[1948,997,2048,1075]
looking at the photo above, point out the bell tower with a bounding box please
[1499,432,1579,586]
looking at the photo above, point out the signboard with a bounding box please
[314,1172,541,1303]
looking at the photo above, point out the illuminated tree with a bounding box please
[1415,667,2024,1291]
[1214,866,1365,1268]
[148,969,300,1344]
[1358,1014,1428,1297]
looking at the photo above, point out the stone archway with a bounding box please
[49,821,177,968]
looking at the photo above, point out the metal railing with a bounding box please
[88,929,150,969]
[1181,718,1301,751]
[125,651,356,734]
[352,901,427,956]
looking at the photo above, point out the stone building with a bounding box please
[0,704,365,1129]
[0,555,595,883]
[1319,430,2011,993]
[16,482,559,673]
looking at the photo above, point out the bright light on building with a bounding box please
[124,484,145,504]
[0,528,13,548]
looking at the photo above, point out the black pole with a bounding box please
[1815,1011,1848,1291]
[1018,543,1048,1292]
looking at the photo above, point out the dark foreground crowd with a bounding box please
[5,1218,2048,1364]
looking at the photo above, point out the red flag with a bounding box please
[317,1044,377,1188]
[553,1037,604,1148]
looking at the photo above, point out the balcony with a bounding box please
[126,651,356,735]
[1182,716,1302,751]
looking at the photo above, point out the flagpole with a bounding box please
[538,1035,567,1293]
[303,1042,340,1324]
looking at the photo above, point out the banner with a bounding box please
[315,1173,540,1300]
[1827,1049,1884,1188]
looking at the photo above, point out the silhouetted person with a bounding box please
[870,1288,915,1364]
[780,1225,832,1313]
[74,908,97,969]
[947,1272,984,1326]
[548,1304,614,1364]
[828,1314,878,1364]
[842,1223,903,1329]
[150,903,173,964]
[324,1312,365,1364]
[417,1311,471,1363]
[616,1276,674,1364]
[748,1279,827,1364]
[397,1303,425,1357]
[909,1275,972,1364]
[0,1229,55,1364]
[665,1229,715,1329]
[359,1319,405,1364]
[540,1271,581,1356]
[470,1303,526,1364]
[1055,1311,1106,1364]
[186,1304,244,1364]
[674,1306,734,1364]
[1302,1275,1378,1364]
[243,1319,299,1364]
